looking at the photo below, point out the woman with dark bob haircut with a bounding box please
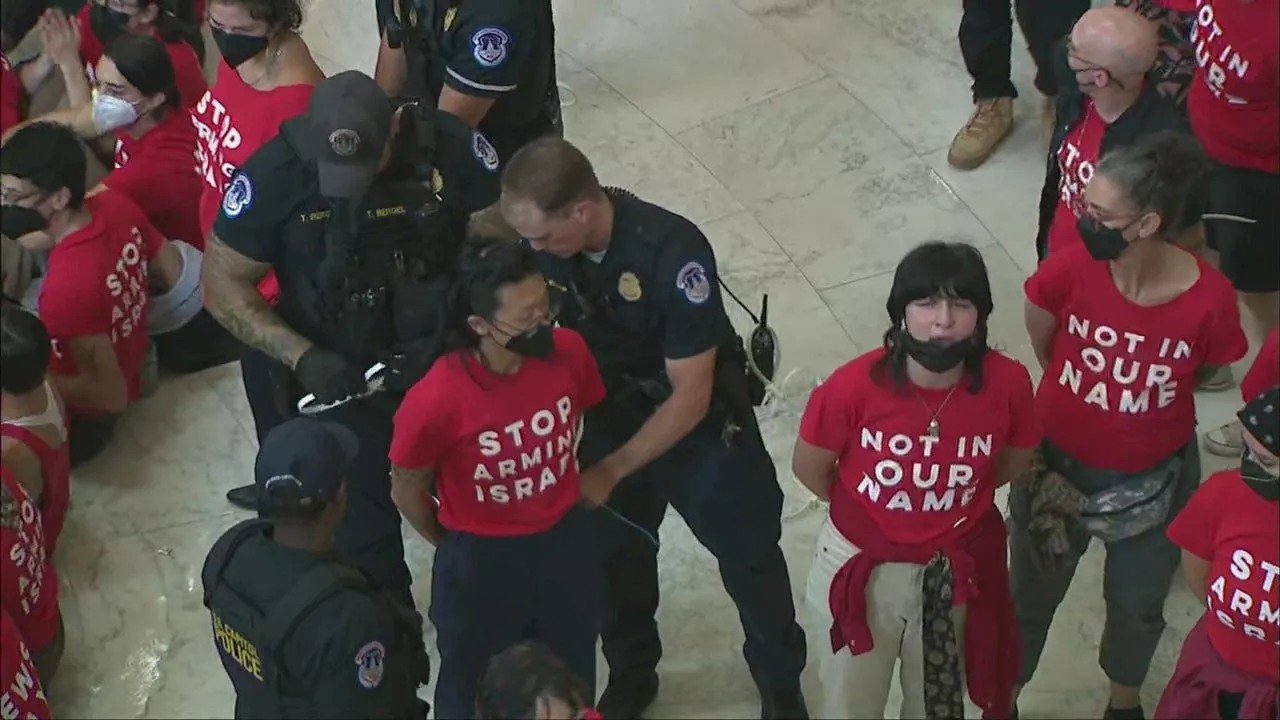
[793,241,1038,718]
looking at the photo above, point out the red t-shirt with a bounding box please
[192,62,314,301]
[1241,327,1279,403]
[39,191,163,415]
[107,107,204,249]
[76,6,209,109]
[0,53,21,137]
[1046,99,1106,255]
[0,608,51,720]
[799,348,1039,546]
[0,467,59,652]
[1167,469,1279,682]
[389,329,607,536]
[1158,0,1280,173]
[1026,244,1247,472]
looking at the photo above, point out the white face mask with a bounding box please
[91,89,140,134]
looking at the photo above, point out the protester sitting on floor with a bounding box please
[0,304,70,556]
[0,464,63,687]
[477,641,602,720]
[1,122,182,465]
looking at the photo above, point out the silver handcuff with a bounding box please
[296,362,388,415]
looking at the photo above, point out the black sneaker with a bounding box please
[226,484,258,510]
[596,671,659,719]
[1103,705,1145,720]
[761,688,808,719]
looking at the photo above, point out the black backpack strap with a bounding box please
[201,520,266,607]
[259,563,376,679]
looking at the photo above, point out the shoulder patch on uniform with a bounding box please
[222,173,254,219]
[472,132,500,172]
[675,261,711,305]
[355,641,386,689]
[470,27,511,67]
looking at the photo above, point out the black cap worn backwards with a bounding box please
[254,417,360,520]
[294,70,395,200]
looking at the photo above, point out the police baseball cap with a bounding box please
[295,71,395,200]
[254,417,360,520]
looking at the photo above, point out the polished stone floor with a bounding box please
[46,0,1255,717]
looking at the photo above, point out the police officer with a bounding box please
[372,0,560,164]
[201,417,431,719]
[498,137,809,720]
[199,69,503,605]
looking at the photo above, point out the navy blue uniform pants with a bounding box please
[429,507,600,719]
[580,410,807,698]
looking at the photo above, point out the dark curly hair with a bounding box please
[438,237,543,356]
[476,641,592,720]
[1094,130,1211,238]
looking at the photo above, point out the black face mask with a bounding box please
[1077,215,1130,261]
[0,204,48,240]
[505,324,554,359]
[899,330,975,374]
[88,4,130,46]
[212,29,269,69]
[1242,455,1280,502]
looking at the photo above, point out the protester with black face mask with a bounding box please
[1016,130,1248,720]
[793,241,1037,719]
[1157,386,1279,720]
[1034,6,1188,262]
[389,237,606,720]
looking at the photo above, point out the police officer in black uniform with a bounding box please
[372,0,560,164]
[202,417,431,719]
[498,137,809,720]
[199,70,503,606]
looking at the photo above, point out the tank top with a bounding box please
[1,382,71,555]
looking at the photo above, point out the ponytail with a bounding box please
[1095,130,1210,238]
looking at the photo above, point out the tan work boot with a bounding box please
[947,97,1014,170]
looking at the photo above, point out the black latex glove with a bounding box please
[294,348,367,405]
[382,351,435,394]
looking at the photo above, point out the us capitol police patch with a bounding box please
[470,27,510,67]
[222,173,254,218]
[675,261,711,305]
[471,132,500,172]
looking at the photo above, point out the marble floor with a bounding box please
[46,0,1258,718]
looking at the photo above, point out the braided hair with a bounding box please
[1093,130,1211,238]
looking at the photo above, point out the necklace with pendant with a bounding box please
[914,383,959,440]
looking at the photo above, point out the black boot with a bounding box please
[226,484,258,510]
[1104,705,1145,720]
[761,687,809,719]
[596,671,659,720]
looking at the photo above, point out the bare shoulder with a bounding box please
[277,33,326,87]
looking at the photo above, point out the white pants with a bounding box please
[803,518,983,720]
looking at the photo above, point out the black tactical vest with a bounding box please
[278,104,462,369]
[201,520,430,719]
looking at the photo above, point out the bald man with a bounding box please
[1031,5,1191,263]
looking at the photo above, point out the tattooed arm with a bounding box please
[200,234,313,369]
[389,465,443,545]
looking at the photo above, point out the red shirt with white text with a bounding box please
[39,192,162,415]
[0,608,51,720]
[0,53,21,137]
[1026,244,1247,472]
[800,348,1039,546]
[1167,469,1279,682]
[191,62,313,300]
[389,329,606,536]
[0,467,59,652]
[1158,0,1280,172]
[75,6,208,109]
[108,107,204,248]
[1046,99,1106,255]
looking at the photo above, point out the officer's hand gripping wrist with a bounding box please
[294,348,368,404]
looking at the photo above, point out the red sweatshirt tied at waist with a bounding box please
[826,503,1019,719]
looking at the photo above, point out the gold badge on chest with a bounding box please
[618,271,643,302]
[431,169,444,194]
[443,6,458,31]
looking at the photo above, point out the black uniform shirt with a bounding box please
[424,0,555,144]
[211,109,500,350]
[533,191,735,385]
[205,521,417,720]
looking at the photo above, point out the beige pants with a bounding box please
[803,518,983,720]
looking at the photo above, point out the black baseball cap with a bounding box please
[294,71,395,200]
[1239,386,1280,457]
[254,417,360,520]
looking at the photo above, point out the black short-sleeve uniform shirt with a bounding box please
[205,522,417,719]
[211,109,501,348]
[429,0,555,156]
[533,191,735,385]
